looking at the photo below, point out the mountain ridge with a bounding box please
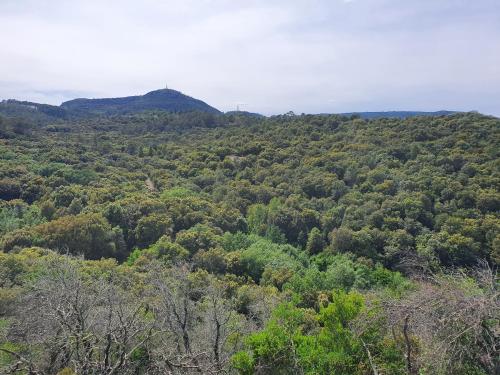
[337,110,459,119]
[0,89,478,121]
[60,88,221,115]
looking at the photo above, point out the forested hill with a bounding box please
[61,88,221,115]
[1,90,465,122]
[339,110,458,119]
[0,110,498,374]
[0,99,68,122]
[0,89,221,122]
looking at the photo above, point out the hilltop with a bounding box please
[1,89,474,123]
[61,88,221,115]
[0,88,221,122]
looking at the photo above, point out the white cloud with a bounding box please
[0,0,499,115]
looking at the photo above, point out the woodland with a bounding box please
[0,110,498,374]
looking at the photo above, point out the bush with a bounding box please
[34,213,119,259]
[0,179,21,201]
[127,235,189,266]
[135,214,173,248]
[175,224,222,256]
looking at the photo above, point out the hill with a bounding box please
[338,110,458,119]
[225,110,265,118]
[0,99,68,122]
[61,88,221,115]
[2,90,467,122]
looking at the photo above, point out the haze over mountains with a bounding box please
[0,88,465,121]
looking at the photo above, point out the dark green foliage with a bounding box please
[306,227,325,254]
[0,179,21,201]
[0,100,68,124]
[61,89,221,115]
[0,110,498,374]
[1,111,498,267]
[135,213,173,248]
[339,110,457,119]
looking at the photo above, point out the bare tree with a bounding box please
[146,264,248,374]
[4,257,154,375]
[2,258,268,375]
[200,281,246,372]
[382,263,499,374]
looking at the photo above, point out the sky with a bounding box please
[0,0,499,116]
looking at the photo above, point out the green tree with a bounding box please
[306,227,325,254]
[233,290,402,374]
[34,213,119,259]
[135,213,173,248]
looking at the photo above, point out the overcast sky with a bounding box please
[1,0,499,115]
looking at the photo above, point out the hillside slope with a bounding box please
[61,88,221,114]
[0,99,68,121]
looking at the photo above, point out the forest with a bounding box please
[0,110,498,374]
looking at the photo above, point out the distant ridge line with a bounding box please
[0,88,479,120]
[334,110,460,119]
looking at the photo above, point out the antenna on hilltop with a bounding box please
[165,83,168,89]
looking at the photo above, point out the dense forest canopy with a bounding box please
[0,110,498,374]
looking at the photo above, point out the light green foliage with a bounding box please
[284,254,410,307]
[127,235,189,266]
[221,231,257,252]
[247,204,268,236]
[0,201,45,236]
[237,236,307,283]
[233,290,404,375]
[160,187,198,199]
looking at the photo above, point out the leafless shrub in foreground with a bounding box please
[146,264,249,374]
[382,262,499,374]
[4,257,154,375]
[1,259,273,375]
